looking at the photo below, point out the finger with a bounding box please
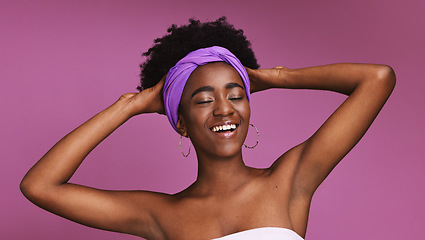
[159,74,167,84]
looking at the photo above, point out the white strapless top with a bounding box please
[212,227,304,240]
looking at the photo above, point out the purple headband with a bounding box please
[163,46,250,133]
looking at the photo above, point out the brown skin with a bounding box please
[20,62,395,239]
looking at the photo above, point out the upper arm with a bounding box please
[20,181,161,238]
[280,65,395,196]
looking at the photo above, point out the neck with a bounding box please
[189,150,255,196]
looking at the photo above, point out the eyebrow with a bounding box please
[191,86,214,98]
[191,82,245,99]
[225,82,244,90]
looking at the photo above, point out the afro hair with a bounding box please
[138,16,259,91]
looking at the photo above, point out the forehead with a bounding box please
[183,62,244,93]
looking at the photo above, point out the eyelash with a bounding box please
[197,100,213,104]
[197,96,243,104]
[229,97,243,101]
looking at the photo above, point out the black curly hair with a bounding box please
[138,17,259,91]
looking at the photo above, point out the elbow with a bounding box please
[20,175,45,204]
[20,176,35,201]
[375,65,396,91]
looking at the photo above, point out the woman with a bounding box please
[20,17,395,239]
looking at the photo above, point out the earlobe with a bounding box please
[176,116,188,137]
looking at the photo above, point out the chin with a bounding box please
[209,143,243,159]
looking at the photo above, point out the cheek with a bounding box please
[237,101,251,121]
[183,108,209,136]
[239,103,251,137]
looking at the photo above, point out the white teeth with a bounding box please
[212,124,237,132]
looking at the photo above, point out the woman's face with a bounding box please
[178,62,250,158]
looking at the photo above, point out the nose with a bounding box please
[213,97,234,117]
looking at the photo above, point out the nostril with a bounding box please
[213,104,235,117]
[213,98,235,116]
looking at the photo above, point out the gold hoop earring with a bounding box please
[179,135,191,157]
[244,123,259,149]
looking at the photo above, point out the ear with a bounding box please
[176,115,188,137]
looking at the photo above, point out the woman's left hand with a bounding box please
[245,66,290,93]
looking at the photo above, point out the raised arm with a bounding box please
[20,78,165,237]
[247,64,396,195]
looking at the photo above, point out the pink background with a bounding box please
[1,0,424,239]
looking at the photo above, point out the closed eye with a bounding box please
[229,96,243,101]
[197,100,213,104]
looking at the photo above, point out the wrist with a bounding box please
[110,97,140,120]
[278,67,299,89]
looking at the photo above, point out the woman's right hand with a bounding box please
[119,75,166,117]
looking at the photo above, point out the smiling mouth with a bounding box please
[210,124,238,133]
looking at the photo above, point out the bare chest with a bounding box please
[154,183,295,239]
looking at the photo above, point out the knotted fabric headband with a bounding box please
[163,46,250,133]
